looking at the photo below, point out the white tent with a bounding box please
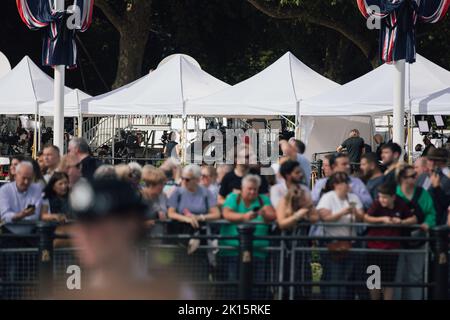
[82,54,229,116]
[0,56,70,115]
[412,87,450,115]
[40,89,92,117]
[186,51,340,116]
[0,51,11,79]
[300,54,450,116]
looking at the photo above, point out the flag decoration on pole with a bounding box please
[357,0,450,63]
[17,0,94,68]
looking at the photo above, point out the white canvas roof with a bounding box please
[300,54,450,116]
[39,89,92,117]
[186,52,339,116]
[82,54,229,116]
[412,87,450,115]
[0,56,69,115]
[0,51,11,79]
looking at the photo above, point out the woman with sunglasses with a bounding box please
[199,165,219,200]
[394,164,436,300]
[316,171,364,300]
[168,164,220,228]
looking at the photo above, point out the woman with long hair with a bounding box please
[41,172,70,223]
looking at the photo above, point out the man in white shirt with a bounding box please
[0,161,43,232]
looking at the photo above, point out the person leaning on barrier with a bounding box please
[316,171,364,300]
[0,161,43,226]
[272,160,318,229]
[168,164,220,229]
[41,172,70,224]
[141,165,168,232]
[364,183,416,300]
[218,174,276,299]
[394,164,436,301]
[64,178,193,299]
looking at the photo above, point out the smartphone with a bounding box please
[26,204,35,209]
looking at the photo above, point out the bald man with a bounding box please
[0,161,43,226]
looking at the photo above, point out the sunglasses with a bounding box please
[405,173,417,179]
[181,176,193,182]
[143,180,160,187]
[201,174,210,179]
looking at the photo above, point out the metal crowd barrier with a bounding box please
[0,221,448,300]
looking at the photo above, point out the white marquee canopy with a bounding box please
[300,54,450,116]
[82,54,229,116]
[40,89,92,117]
[186,52,340,116]
[0,56,69,115]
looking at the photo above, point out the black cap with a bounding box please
[69,178,148,222]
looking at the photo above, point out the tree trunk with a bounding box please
[95,0,152,89]
[113,28,149,88]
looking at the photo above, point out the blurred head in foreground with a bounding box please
[66,178,193,299]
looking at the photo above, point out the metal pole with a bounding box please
[295,100,301,139]
[37,221,56,299]
[112,115,116,165]
[430,226,449,300]
[238,224,255,300]
[53,0,65,155]
[33,105,38,159]
[393,60,406,155]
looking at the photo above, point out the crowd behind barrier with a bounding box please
[0,221,449,300]
[0,133,449,300]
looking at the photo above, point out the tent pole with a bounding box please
[393,60,406,159]
[180,101,186,164]
[38,109,41,152]
[295,100,301,139]
[78,112,82,138]
[112,115,116,165]
[33,105,38,159]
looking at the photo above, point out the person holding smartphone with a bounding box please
[0,161,43,229]
[218,174,276,299]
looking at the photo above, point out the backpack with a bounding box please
[167,187,210,240]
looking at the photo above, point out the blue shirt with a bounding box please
[168,185,216,215]
[312,176,373,209]
[297,153,311,187]
[0,182,43,224]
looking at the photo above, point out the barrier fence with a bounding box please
[0,221,448,300]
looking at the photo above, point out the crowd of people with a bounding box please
[0,131,449,300]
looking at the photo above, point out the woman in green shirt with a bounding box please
[395,164,436,300]
[218,174,276,299]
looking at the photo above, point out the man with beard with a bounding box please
[360,153,385,200]
[270,160,310,208]
[380,142,402,186]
